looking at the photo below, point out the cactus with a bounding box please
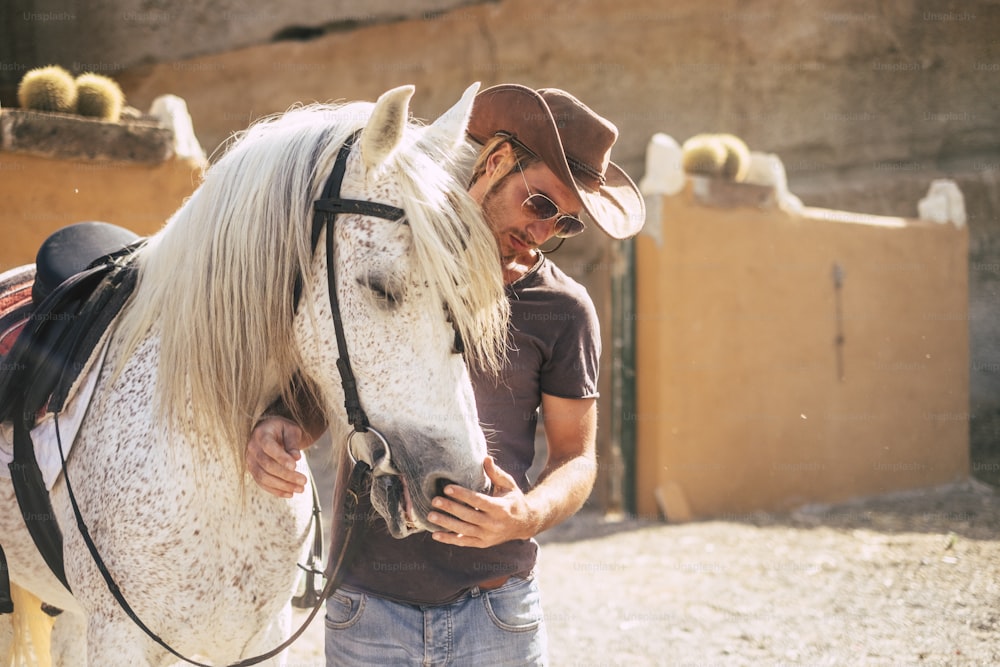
[681,133,751,182]
[681,134,727,177]
[17,65,78,114]
[715,134,751,182]
[75,73,125,122]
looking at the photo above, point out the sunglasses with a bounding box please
[514,162,586,239]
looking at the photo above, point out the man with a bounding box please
[246,83,644,665]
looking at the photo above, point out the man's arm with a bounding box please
[245,417,311,498]
[266,377,327,442]
[520,394,598,532]
[246,384,327,498]
[429,394,597,548]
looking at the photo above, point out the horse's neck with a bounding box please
[95,328,212,469]
[108,319,291,457]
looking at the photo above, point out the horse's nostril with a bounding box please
[434,477,458,498]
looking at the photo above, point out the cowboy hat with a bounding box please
[467,84,645,240]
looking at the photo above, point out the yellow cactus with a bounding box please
[75,72,126,122]
[715,134,751,182]
[17,65,78,114]
[682,133,751,182]
[681,134,728,177]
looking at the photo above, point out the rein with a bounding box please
[51,130,407,665]
[55,413,370,667]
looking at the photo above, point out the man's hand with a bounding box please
[245,416,310,498]
[428,456,540,549]
[430,395,598,549]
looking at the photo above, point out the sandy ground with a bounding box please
[280,479,1000,666]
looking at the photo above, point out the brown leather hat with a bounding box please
[467,84,645,240]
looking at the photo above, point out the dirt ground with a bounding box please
[283,479,1000,666]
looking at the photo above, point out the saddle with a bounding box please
[0,221,142,605]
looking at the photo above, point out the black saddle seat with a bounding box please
[32,221,140,304]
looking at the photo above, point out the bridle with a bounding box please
[309,128,464,467]
[309,129,405,451]
[53,130,414,666]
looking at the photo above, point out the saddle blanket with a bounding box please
[0,265,34,357]
[0,317,111,492]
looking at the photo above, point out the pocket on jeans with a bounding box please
[482,576,543,632]
[325,588,366,629]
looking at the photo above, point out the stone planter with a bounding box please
[0,108,174,164]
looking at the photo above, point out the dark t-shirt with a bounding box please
[339,255,601,605]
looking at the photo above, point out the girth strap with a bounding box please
[0,538,15,614]
[10,414,71,591]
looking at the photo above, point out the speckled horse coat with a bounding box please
[0,83,508,666]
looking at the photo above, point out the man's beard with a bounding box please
[480,179,532,262]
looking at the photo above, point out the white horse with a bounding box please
[0,82,507,665]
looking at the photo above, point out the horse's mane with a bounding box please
[112,102,508,467]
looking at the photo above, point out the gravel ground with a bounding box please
[284,479,1000,666]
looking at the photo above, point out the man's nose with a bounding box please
[524,218,555,246]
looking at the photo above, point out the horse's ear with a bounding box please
[360,85,415,171]
[420,81,481,151]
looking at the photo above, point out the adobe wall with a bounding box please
[635,179,969,520]
[0,150,201,271]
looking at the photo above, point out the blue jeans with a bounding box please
[324,574,548,666]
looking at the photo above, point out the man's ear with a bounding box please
[483,141,516,182]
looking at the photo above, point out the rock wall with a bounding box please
[1,0,483,93]
[4,0,998,504]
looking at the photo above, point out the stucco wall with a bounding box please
[0,151,201,271]
[635,179,969,520]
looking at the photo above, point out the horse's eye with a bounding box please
[444,305,465,355]
[359,276,401,310]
